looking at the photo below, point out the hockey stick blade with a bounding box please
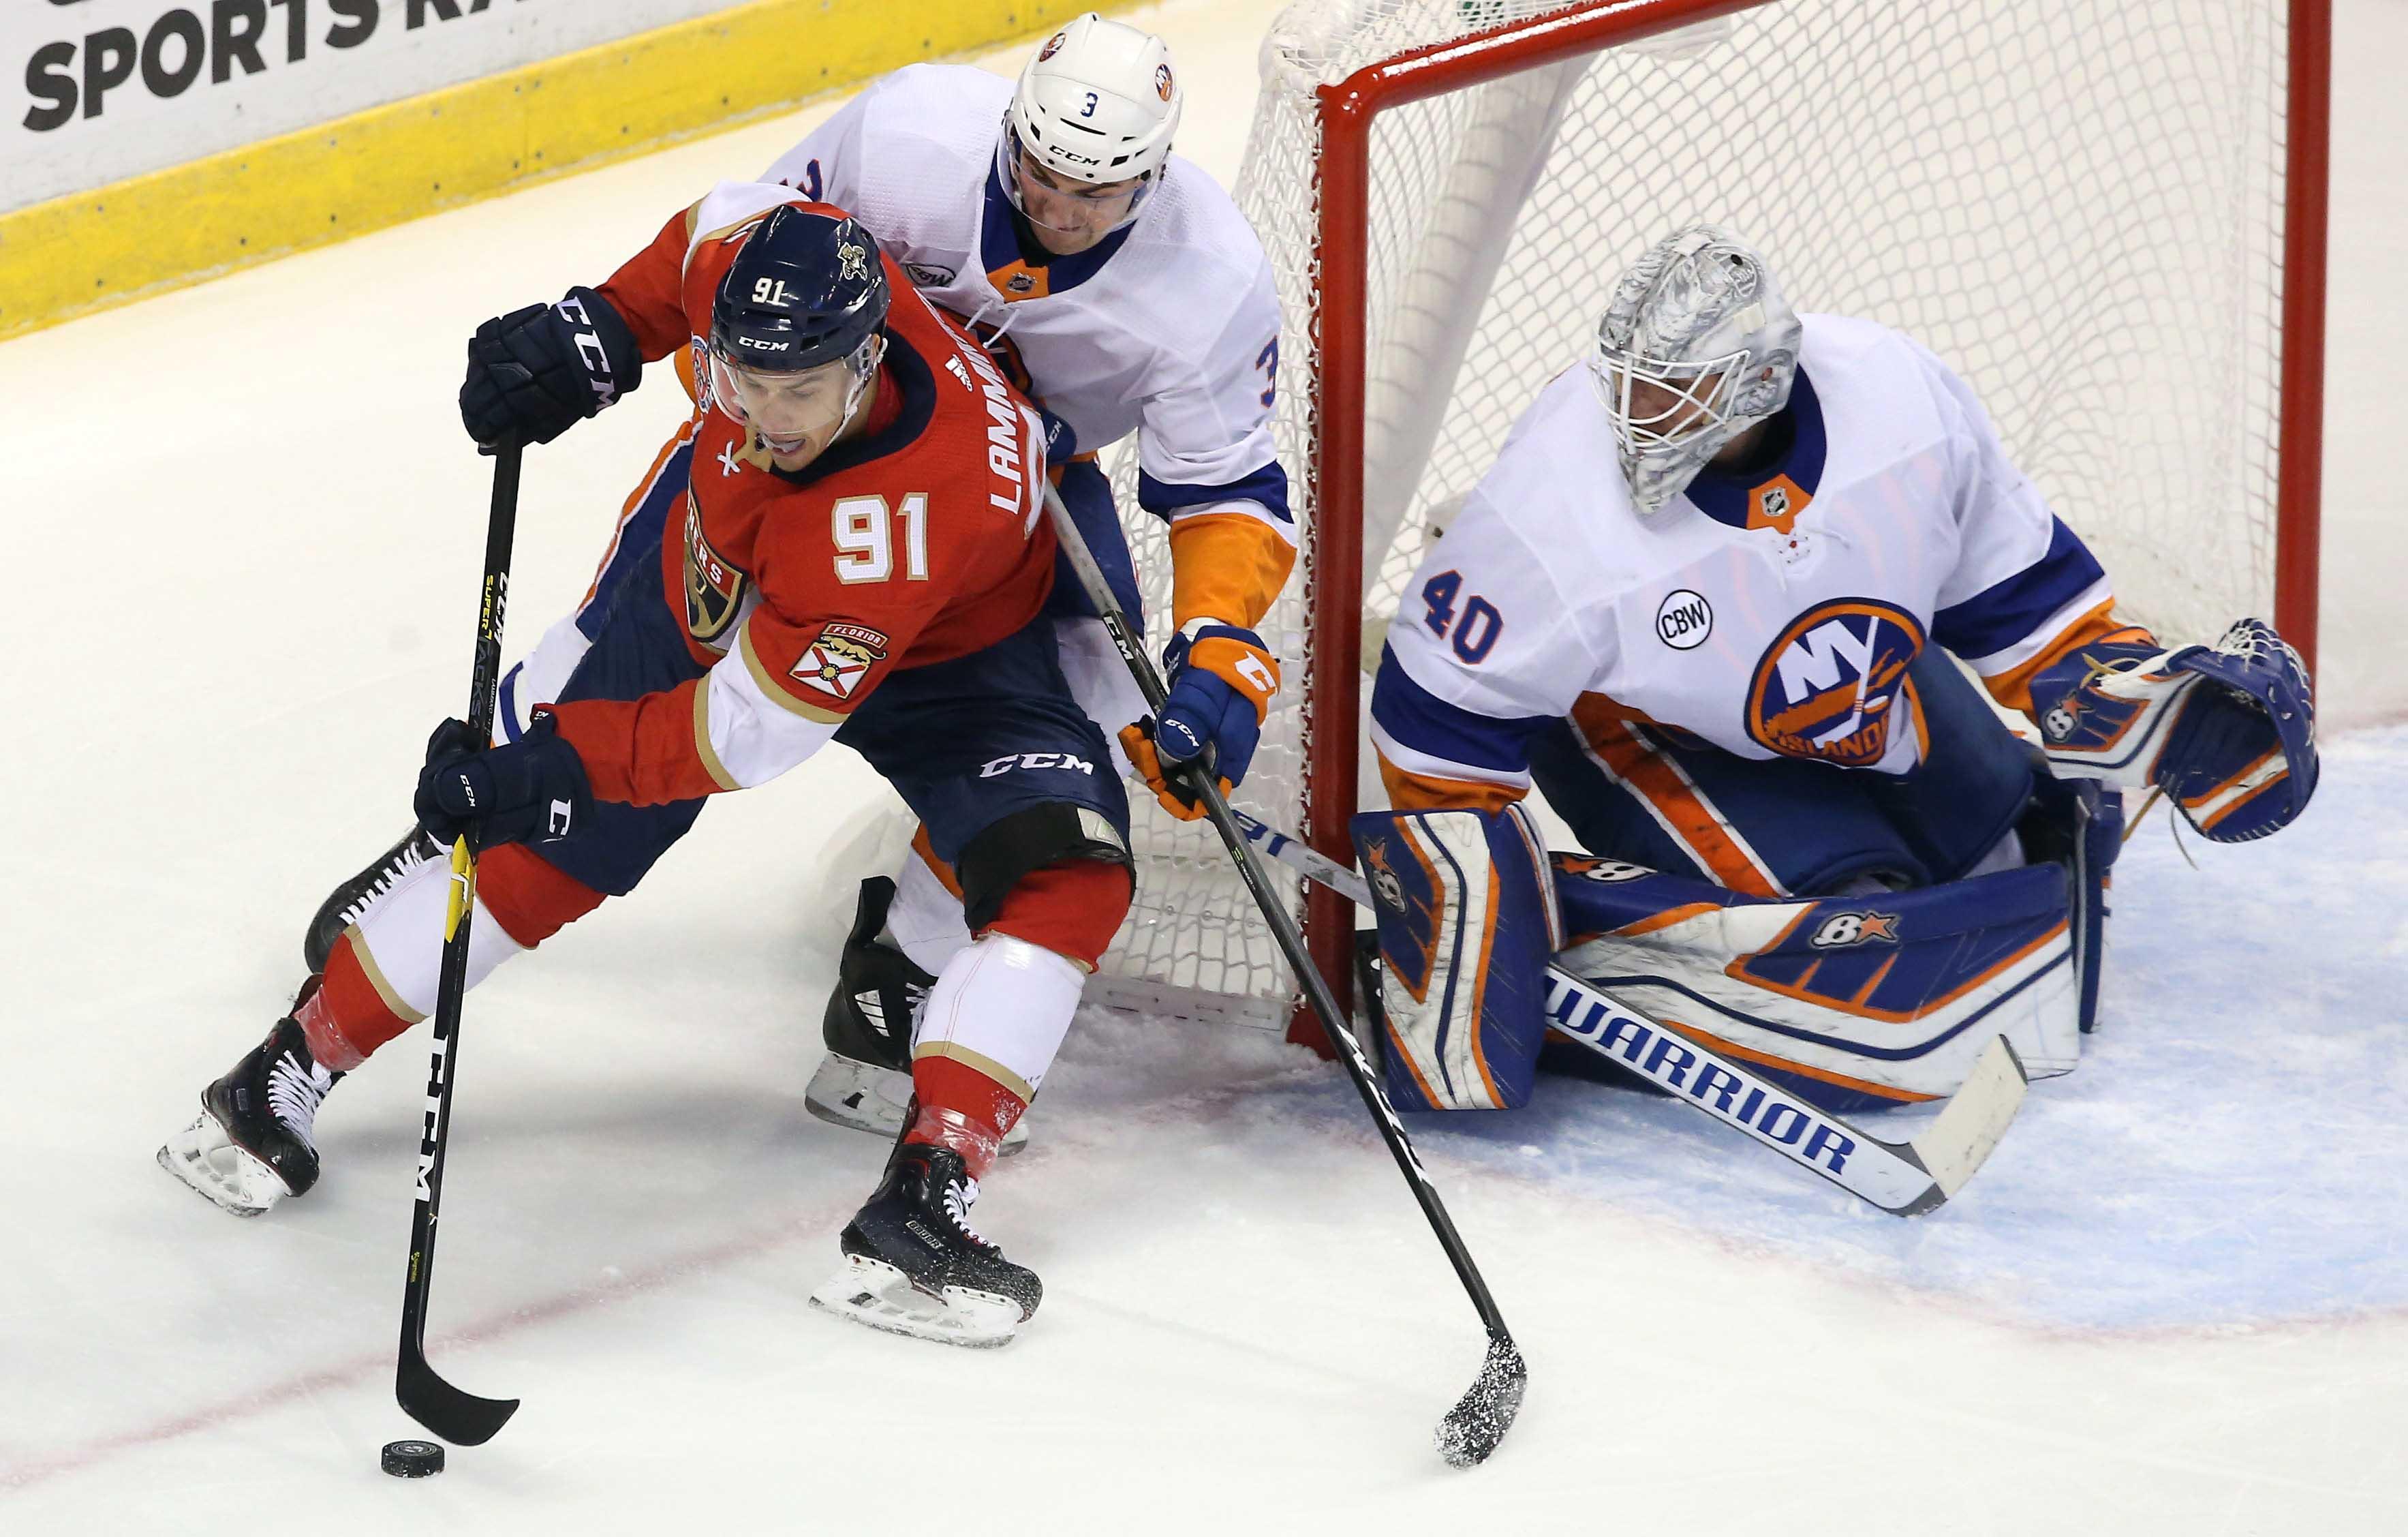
[1229,808,2032,1216]
[397,1343,519,1446]
[1436,1335,1528,1468]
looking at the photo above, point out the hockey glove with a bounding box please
[414,714,595,847]
[459,286,643,449]
[1121,622,1280,820]
[2034,617,2316,842]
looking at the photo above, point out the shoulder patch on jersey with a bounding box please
[684,499,752,646]
[790,623,889,699]
[904,262,958,288]
[1744,598,1927,769]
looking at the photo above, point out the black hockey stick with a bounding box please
[1222,806,2030,1217]
[395,438,525,1446]
[1043,482,1524,1468]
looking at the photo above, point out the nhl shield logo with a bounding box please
[1744,598,1926,769]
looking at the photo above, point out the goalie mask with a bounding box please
[1588,224,1802,513]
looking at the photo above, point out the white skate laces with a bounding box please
[338,838,438,930]
[265,1049,336,1154]
[942,1174,987,1247]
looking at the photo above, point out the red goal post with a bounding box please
[1104,0,2330,1050]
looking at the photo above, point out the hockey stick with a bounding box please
[1224,808,2030,1217]
[395,438,525,1446]
[1043,483,1524,1468]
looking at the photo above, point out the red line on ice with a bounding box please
[0,1206,840,1495]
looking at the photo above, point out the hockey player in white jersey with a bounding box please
[298,16,1295,1146]
[1352,226,2317,1118]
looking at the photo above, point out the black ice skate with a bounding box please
[805,877,1029,1155]
[301,823,444,973]
[809,1141,1042,1348]
[157,1007,343,1217]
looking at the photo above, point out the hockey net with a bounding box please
[1098,0,2328,1041]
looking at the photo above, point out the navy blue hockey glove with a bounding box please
[459,286,643,449]
[1120,622,1280,820]
[414,714,594,847]
[2034,617,2316,843]
[2155,619,2318,841]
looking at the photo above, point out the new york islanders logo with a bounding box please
[1744,599,1926,768]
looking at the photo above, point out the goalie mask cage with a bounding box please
[1098,0,2329,1046]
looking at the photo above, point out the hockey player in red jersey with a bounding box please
[158,185,1133,1345]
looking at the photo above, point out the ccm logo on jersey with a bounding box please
[1744,598,1926,769]
[1809,911,1900,948]
[791,623,890,699]
[1654,589,1712,650]
[979,752,1097,778]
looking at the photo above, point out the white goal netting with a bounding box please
[1099,0,2309,1031]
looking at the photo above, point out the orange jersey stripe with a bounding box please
[1167,511,1298,632]
[1575,714,1782,898]
[1978,599,2150,715]
[1375,750,1526,813]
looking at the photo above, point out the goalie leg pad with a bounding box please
[1554,856,2082,1110]
[1351,804,1562,1110]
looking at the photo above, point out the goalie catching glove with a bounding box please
[1120,620,1279,820]
[414,714,594,847]
[2031,617,2316,842]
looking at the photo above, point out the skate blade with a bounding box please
[155,1112,285,1217]
[807,1254,1021,1349]
[803,1056,1030,1155]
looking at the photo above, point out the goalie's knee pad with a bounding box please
[1352,803,1562,1111]
[1554,853,2083,1113]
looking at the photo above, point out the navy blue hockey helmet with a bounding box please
[710,205,890,374]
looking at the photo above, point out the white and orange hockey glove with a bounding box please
[1120,620,1280,821]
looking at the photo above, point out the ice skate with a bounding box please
[806,877,1028,1155]
[809,1142,1041,1348]
[157,1007,343,1217]
[301,823,443,973]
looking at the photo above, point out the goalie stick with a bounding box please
[1045,482,1524,1469]
[1225,808,2029,1217]
[395,439,525,1446]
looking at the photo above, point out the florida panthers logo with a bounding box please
[1744,598,1926,768]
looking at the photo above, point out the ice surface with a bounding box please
[3,0,2404,1530]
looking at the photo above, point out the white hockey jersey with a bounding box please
[1372,314,2121,806]
[759,63,1293,624]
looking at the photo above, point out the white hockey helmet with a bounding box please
[1588,224,1802,513]
[998,12,1182,227]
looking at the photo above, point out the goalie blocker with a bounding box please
[1351,776,2120,1116]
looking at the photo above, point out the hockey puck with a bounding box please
[381,1440,446,1478]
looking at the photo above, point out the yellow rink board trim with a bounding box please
[0,0,1132,342]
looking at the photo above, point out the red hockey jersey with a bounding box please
[546,182,1055,806]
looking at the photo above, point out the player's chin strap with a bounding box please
[1216,805,2034,1220]
[1040,479,1526,1471]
